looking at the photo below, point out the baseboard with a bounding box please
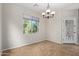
[48,39,62,44]
[1,39,44,51]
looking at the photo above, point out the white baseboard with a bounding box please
[48,39,62,44]
[1,39,44,51]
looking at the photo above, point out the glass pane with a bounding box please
[23,17,39,34]
[65,20,74,40]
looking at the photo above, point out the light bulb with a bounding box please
[46,9,50,14]
[51,11,55,15]
[42,12,45,16]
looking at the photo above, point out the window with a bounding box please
[23,16,39,34]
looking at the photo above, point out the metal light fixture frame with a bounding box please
[42,3,55,19]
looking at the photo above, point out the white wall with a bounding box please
[46,10,62,43]
[0,4,2,50]
[77,9,79,44]
[46,10,78,44]
[2,4,45,50]
[61,10,78,44]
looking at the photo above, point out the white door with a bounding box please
[62,18,77,44]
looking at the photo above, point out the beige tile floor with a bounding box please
[1,40,79,56]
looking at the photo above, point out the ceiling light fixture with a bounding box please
[42,3,55,19]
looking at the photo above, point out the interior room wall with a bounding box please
[0,4,2,50]
[2,4,45,50]
[77,9,79,44]
[61,10,78,44]
[46,9,78,44]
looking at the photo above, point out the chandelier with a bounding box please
[42,3,55,19]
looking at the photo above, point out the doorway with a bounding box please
[62,18,77,44]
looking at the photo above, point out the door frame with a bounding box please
[61,17,78,44]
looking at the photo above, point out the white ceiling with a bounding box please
[16,3,79,14]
